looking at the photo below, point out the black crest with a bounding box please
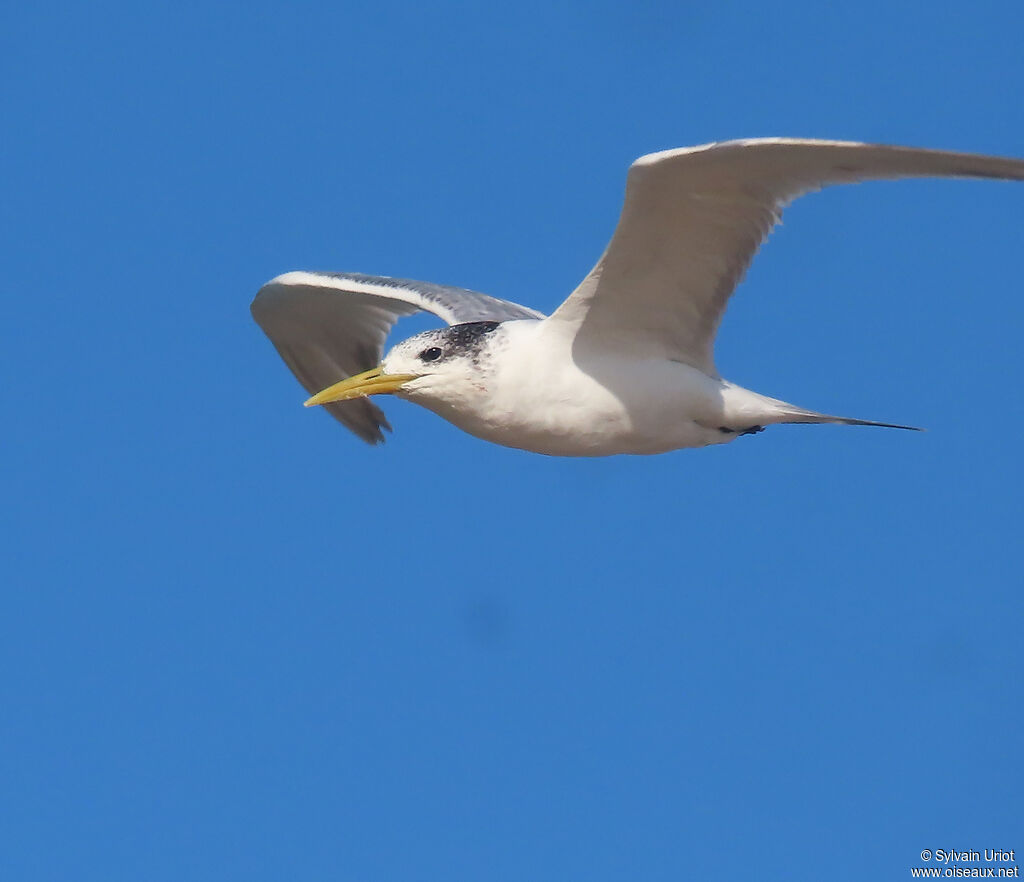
[417,321,501,364]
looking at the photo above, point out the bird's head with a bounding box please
[303,321,504,412]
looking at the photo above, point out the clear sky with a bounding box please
[3,1,1022,880]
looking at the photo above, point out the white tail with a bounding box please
[775,407,923,432]
[720,385,924,433]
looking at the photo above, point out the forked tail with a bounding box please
[720,385,924,433]
[776,408,923,432]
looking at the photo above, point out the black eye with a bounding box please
[420,347,443,363]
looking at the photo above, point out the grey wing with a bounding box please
[251,271,544,443]
[551,138,1024,376]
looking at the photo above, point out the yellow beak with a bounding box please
[303,366,418,408]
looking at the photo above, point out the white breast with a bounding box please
[435,320,733,456]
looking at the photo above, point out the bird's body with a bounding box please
[251,139,1024,456]
[390,319,780,456]
[472,324,724,456]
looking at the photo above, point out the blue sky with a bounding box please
[3,1,1022,879]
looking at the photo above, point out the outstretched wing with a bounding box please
[252,271,544,443]
[551,138,1024,376]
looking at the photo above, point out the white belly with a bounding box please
[440,346,734,456]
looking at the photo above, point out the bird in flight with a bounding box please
[252,138,1024,456]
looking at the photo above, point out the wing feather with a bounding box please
[252,271,544,443]
[551,138,1024,375]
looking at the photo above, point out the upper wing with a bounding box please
[550,138,1024,375]
[252,271,544,443]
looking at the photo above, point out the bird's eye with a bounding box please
[420,347,443,362]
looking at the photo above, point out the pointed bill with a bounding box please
[303,366,418,407]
